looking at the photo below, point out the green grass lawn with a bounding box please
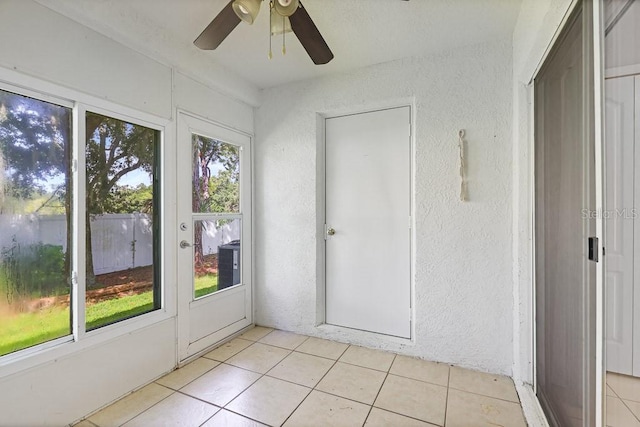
[0,273,219,357]
[194,273,218,298]
[0,305,71,357]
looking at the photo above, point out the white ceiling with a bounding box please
[36,0,522,103]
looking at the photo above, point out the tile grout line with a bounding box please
[174,338,270,426]
[114,386,177,427]
[619,398,640,423]
[220,340,307,426]
[447,385,522,405]
[279,343,352,426]
[156,355,223,392]
[443,365,452,427]
[213,337,454,426]
[362,353,397,426]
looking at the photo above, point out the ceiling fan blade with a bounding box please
[289,2,334,65]
[194,0,241,50]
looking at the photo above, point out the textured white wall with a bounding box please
[255,39,514,375]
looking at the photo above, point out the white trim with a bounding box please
[605,64,640,79]
[315,113,327,326]
[178,109,254,139]
[528,0,582,84]
[74,103,87,342]
[0,80,73,109]
[516,382,551,427]
[593,1,606,425]
[529,81,538,393]
[0,66,171,126]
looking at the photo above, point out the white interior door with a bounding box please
[604,76,635,375]
[177,113,252,361]
[325,106,411,339]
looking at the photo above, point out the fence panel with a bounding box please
[0,214,240,274]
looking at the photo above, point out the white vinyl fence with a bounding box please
[0,214,240,275]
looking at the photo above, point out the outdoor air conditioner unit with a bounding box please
[218,240,240,290]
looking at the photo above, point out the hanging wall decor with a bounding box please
[458,129,467,202]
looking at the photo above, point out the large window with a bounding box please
[0,89,72,356]
[85,112,160,330]
[0,88,162,357]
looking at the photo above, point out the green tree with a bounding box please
[0,90,72,291]
[85,113,155,287]
[192,135,239,266]
[102,184,153,214]
[0,93,156,291]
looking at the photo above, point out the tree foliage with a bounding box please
[103,184,153,214]
[84,112,155,286]
[0,92,157,290]
[85,112,155,216]
[192,135,239,265]
[0,90,70,203]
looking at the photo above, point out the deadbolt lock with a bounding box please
[327,228,336,236]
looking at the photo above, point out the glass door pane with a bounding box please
[192,134,240,214]
[191,133,241,300]
[193,218,241,299]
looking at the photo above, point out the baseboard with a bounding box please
[515,381,550,427]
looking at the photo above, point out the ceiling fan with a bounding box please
[194,0,334,65]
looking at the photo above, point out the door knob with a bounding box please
[180,240,191,249]
[327,228,336,236]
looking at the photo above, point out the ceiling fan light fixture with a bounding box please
[274,0,299,17]
[232,0,261,24]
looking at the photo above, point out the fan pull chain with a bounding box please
[268,2,273,59]
[459,129,468,202]
[282,15,287,55]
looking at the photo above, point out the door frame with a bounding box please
[175,110,254,363]
[318,102,416,342]
[529,0,605,425]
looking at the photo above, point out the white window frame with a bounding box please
[0,66,175,377]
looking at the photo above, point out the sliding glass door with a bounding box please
[534,1,603,425]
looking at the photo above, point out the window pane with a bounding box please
[194,218,241,299]
[0,89,72,356]
[192,134,240,214]
[85,112,160,330]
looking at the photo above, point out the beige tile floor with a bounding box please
[607,371,640,427]
[75,327,527,427]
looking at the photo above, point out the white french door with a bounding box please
[176,112,252,361]
[325,106,412,339]
[604,76,635,375]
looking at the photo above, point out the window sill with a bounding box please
[0,308,174,378]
